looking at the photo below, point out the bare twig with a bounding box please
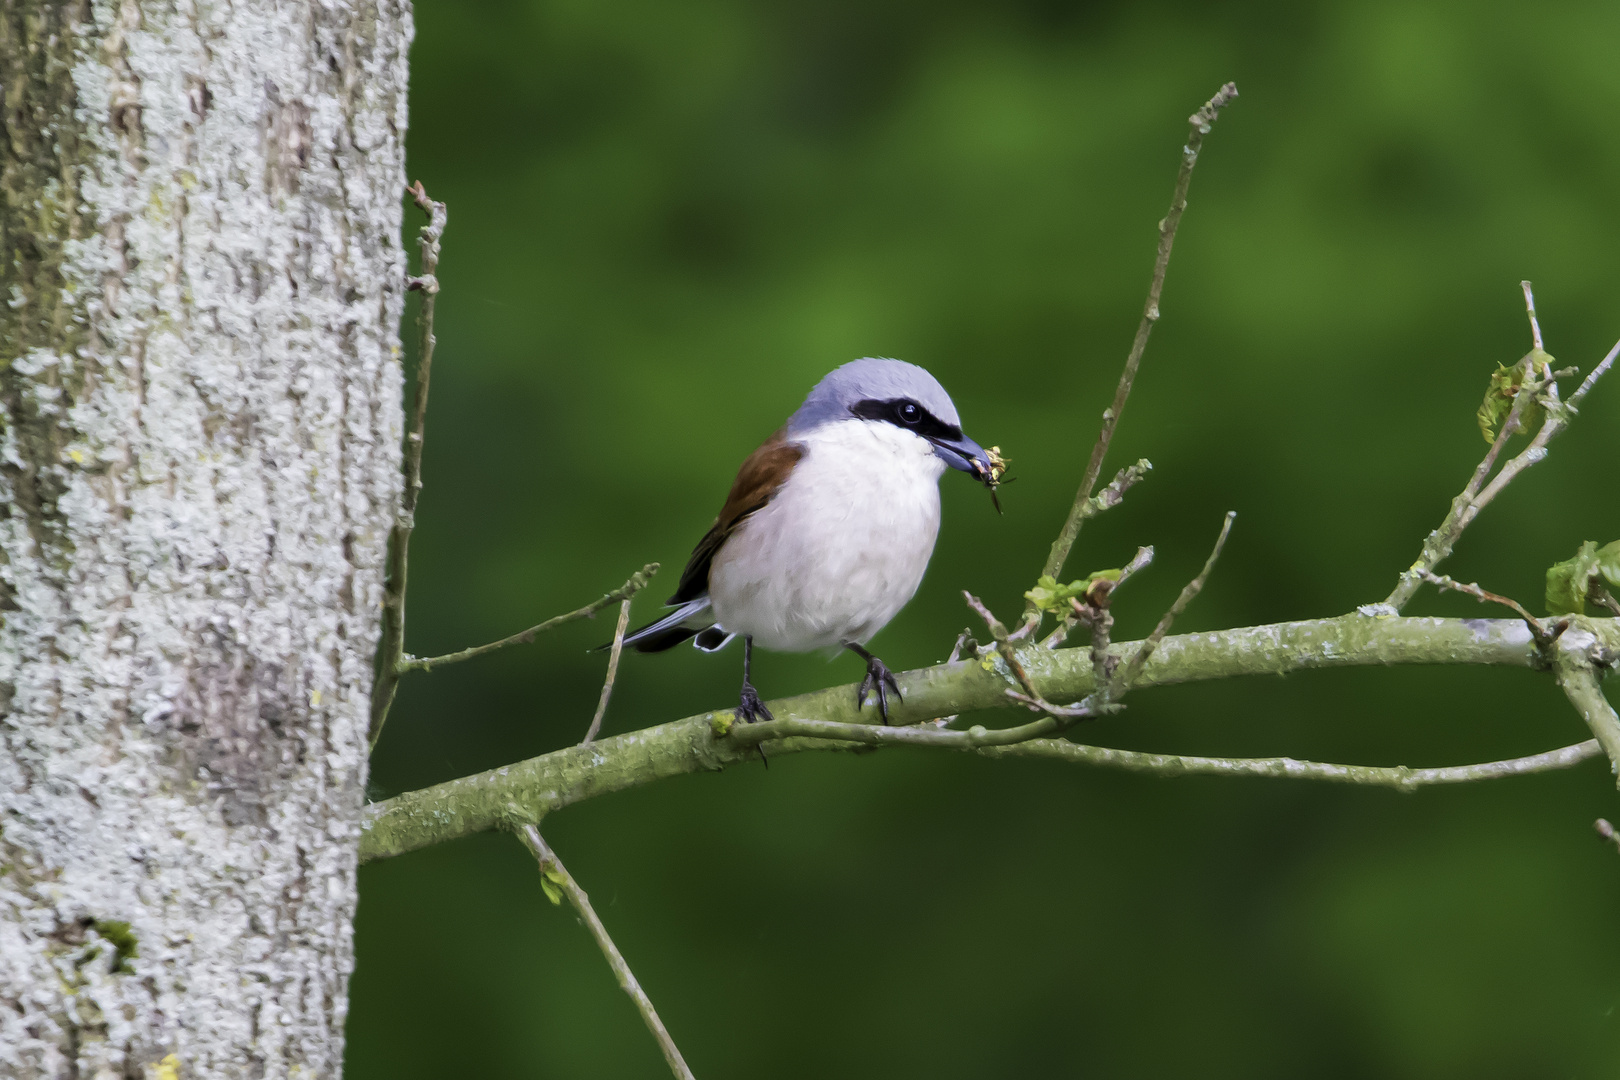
[582,599,632,745]
[946,629,976,664]
[1116,512,1235,692]
[1078,596,1115,697]
[1087,459,1154,517]
[965,592,1044,698]
[1004,690,1104,720]
[1381,329,1619,613]
[370,182,448,750]
[1114,544,1157,589]
[964,592,1010,643]
[722,710,1599,790]
[1570,336,1620,409]
[1419,571,1563,645]
[1033,84,1238,609]
[728,710,1086,750]
[517,826,696,1080]
[979,736,1603,789]
[399,564,657,674]
[1521,280,1544,352]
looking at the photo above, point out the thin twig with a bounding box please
[722,712,1599,790]
[964,592,1010,643]
[582,599,632,745]
[1521,281,1544,352]
[1114,544,1157,589]
[1088,459,1154,517]
[399,564,658,674]
[1116,512,1235,692]
[517,826,696,1080]
[1033,83,1237,611]
[946,628,976,664]
[1381,331,1619,613]
[978,736,1603,790]
[1005,690,1102,720]
[729,711,1079,750]
[1570,336,1620,409]
[370,182,448,750]
[1419,571,1562,645]
[1076,596,1114,696]
[965,592,1044,697]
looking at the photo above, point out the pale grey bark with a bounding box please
[0,1,410,1077]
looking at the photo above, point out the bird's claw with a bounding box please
[737,682,774,724]
[737,682,773,767]
[855,656,903,724]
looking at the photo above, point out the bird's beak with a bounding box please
[928,432,995,486]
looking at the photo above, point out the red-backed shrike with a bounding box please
[625,358,997,724]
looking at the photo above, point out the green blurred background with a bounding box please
[350,0,1620,1075]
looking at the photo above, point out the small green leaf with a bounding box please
[1477,352,1550,444]
[1598,541,1620,589]
[1023,575,1067,613]
[1546,541,1601,615]
[1024,570,1123,613]
[539,864,566,906]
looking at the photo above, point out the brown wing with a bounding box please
[669,430,803,604]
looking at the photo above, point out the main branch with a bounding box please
[360,614,1619,863]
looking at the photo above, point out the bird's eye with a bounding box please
[898,402,921,424]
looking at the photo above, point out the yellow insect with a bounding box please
[982,446,1010,513]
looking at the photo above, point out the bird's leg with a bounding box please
[844,641,902,724]
[737,635,774,724]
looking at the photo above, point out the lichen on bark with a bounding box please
[0,1,413,1076]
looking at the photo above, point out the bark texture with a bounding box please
[0,1,409,1076]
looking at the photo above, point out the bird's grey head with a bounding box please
[786,357,994,484]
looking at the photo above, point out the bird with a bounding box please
[622,357,998,726]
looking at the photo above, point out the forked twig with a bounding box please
[400,565,657,674]
[370,182,448,749]
[1380,284,1618,613]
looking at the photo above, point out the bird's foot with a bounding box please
[737,681,775,725]
[856,654,903,724]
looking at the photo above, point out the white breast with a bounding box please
[709,419,945,652]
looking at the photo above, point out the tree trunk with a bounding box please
[0,1,409,1076]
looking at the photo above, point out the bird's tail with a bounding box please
[618,597,730,653]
